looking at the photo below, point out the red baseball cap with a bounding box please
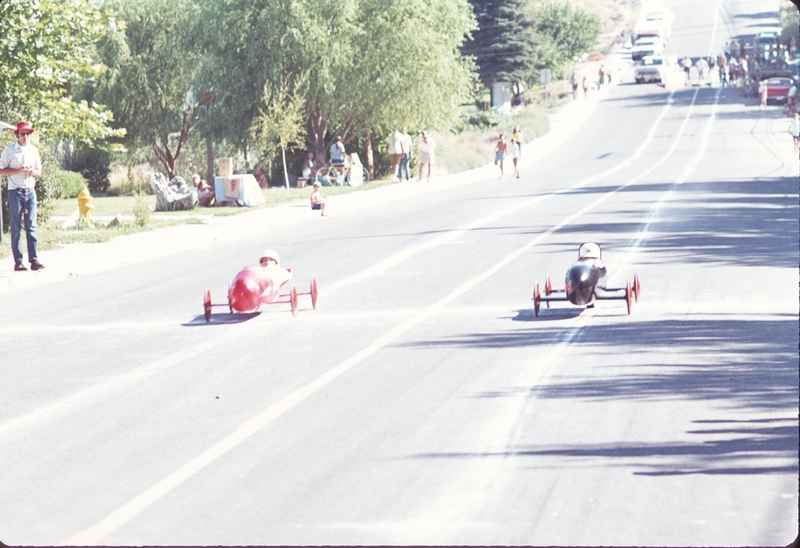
[14,121,34,134]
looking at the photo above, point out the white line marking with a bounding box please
[60,91,706,545]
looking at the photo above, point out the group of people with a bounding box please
[570,66,612,101]
[494,126,523,179]
[386,127,437,182]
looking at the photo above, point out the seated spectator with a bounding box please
[302,152,318,178]
[310,181,326,216]
[197,179,215,207]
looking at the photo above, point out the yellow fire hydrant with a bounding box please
[77,185,94,224]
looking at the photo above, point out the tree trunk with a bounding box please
[281,143,289,189]
[364,134,374,179]
[205,102,214,184]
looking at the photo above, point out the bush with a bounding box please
[133,194,150,227]
[59,170,88,199]
[72,147,111,194]
[452,110,498,134]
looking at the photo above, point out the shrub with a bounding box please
[72,147,111,194]
[59,170,88,199]
[133,194,150,227]
[452,110,498,134]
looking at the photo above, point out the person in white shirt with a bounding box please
[418,131,436,181]
[789,111,799,154]
[386,127,404,181]
[0,121,44,271]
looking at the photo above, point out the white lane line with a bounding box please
[60,93,706,545]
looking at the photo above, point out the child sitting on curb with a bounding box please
[310,181,326,216]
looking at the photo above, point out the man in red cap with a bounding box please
[0,121,44,271]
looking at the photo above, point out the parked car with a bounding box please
[631,37,664,61]
[634,55,678,83]
[764,77,793,104]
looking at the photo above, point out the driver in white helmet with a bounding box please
[577,242,607,289]
[257,248,291,295]
[260,249,281,268]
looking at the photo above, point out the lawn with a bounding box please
[0,180,399,259]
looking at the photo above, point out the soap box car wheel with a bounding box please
[310,279,319,309]
[291,286,299,317]
[204,290,212,323]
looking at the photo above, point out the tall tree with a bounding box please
[94,0,201,179]
[0,0,123,144]
[462,0,539,90]
[532,1,601,73]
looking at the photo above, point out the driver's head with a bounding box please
[578,243,601,259]
[260,249,280,267]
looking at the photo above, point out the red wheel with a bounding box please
[310,279,319,309]
[204,290,212,323]
[291,286,298,317]
[633,274,641,302]
[545,275,553,295]
[533,283,541,317]
[625,281,632,315]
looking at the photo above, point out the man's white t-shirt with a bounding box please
[0,141,41,190]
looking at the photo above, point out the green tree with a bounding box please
[197,0,476,176]
[0,0,122,145]
[252,81,307,189]
[94,0,202,179]
[463,0,539,90]
[532,1,601,73]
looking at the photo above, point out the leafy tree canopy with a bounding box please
[196,0,477,160]
[532,1,601,72]
[0,0,123,145]
[95,0,202,178]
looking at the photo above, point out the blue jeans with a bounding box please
[398,153,410,180]
[8,188,39,264]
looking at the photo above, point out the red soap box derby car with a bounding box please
[203,252,318,321]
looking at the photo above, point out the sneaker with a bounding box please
[14,262,27,271]
[30,260,45,271]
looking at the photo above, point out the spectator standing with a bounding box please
[789,111,800,154]
[582,75,589,99]
[386,127,404,181]
[418,131,436,181]
[696,56,709,85]
[682,55,693,82]
[759,79,768,108]
[598,65,606,90]
[512,126,523,155]
[510,138,521,179]
[494,133,507,179]
[791,37,797,58]
[310,181,326,216]
[0,121,44,271]
[398,128,412,181]
[718,53,728,86]
[329,136,345,164]
[570,72,579,100]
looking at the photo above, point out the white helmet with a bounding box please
[260,249,280,265]
[578,242,601,259]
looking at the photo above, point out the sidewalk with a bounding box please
[0,77,617,294]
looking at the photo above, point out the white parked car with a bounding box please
[631,37,664,61]
[634,55,678,83]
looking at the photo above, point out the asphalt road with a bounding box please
[1,0,797,545]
